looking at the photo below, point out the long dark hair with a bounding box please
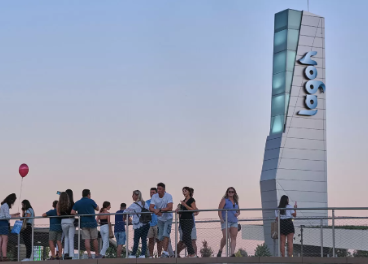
[100,201,111,213]
[65,189,74,206]
[278,195,289,215]
[224,187,239,205]
[21,200,33,217]
[1,193,17,209]
[58,192,71,213]
[182,187,194,197]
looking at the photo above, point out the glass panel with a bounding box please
[274,30,287,53]
[270,115,285,134]
[285,93,290,113]
[285,71,292,93]
[287,29,299,50]
[271,94,286,117]
[272,72,285,95]
[288,10,302,30]
[286,50,296,72]
[275,10,288,32]
[273,51,286,74]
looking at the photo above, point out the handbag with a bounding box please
[21,219,27,232]
[271,221,278,239]
[11,220,23,234]
[108,223,114,238]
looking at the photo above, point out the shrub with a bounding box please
[235,248,248,257]
[200,240,213,257]
[254,243,272,257]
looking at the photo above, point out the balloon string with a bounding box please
[18,178,23,213]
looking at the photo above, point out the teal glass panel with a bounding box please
[271,94,286,117]
[285,93,290,113]
[270,115,285,134]
[274,30,287,53]
[286,50,296,72]
[275,10,288,32]
[273,51,286,74]
[285,71,292,93]
[288,10,302,30]
[272,72,285,95]
[287,29,299,50]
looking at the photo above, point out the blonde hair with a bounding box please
[133,190,145,206]
[223,187,239,205]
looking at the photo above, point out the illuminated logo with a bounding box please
[298,51,326,116]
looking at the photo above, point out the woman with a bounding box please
[96,201,111,258]
[125,190,150,258]
[217,187,240,257]
[276,195,296,257]
[21,200,35,262]
[177,187,198,258]
[57,191,75,260]
[0,194,20,261]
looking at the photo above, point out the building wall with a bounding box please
[260,10,327,255]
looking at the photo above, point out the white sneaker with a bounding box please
[21,259,31,262]
[128,255,136,258]
[160,253,169,258]
[138,255,146,258]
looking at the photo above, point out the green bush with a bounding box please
[235,248,248,257]
[200,240,213,257]
[254,243,272,257]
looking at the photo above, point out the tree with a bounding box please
[328,248,351,257]
[353,250,368,257]
[105,245,117,258]
[235,248,248,257]
[200,240,213,257]
[254,243,272,257]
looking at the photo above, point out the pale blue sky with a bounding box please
[1,0,367,216]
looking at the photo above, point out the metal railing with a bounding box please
[2,207,368,261]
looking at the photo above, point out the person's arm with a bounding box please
[235,203,240,217]
[292,204,297,217]
[218,198,226,222]
[149,202,160,215]
[107,213,110,224]
[180,199,197,211]
[160,202,173,213]
[71,210,76,215]
[42,212,47,217]
[11,213,20,218]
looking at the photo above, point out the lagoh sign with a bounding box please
[298,51,326,116]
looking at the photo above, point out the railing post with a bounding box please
[125,212,129,258]
[225,210,228,257]
[300,225,304,257]
[31,219,34,261]
[78,215,81,259]
[175,211,178,258]
[277,209,280,257]
[17,233,20,261]
[320,218,323,257]
[332,209,335,257]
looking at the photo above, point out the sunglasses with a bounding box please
[228,191,235,194]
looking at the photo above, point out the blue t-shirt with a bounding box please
[46,209,62,232]
[114,210,126,233]
[72,198,98,228]
[145,199,158,227]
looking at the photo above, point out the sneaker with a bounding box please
[138,255,145,258]
[231,254,236,257]
[216,250,222,257]
[47,256,57,260]
[160,253,169,258]
[128,255,136,258]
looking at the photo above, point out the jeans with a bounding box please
[180,219,195,255]
[100,225,109,256]
[22,224,32,258]
[61,218,75,256]
[132,224,149,256]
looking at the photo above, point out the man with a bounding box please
[145,188,160,258]
[42,200,63,260]
[71,189,101,259]
[149,182,173,258]
[114,203,127,258]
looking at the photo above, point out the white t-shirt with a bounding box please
[125,201,149,229]
[150,192,173,221]
[0,203,11,221]
[275,204,295,219]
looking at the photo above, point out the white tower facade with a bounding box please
[260,9,327,253]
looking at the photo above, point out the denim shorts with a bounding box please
[157,219,172,241]
[221,222,238,230]
[115,231,126,245]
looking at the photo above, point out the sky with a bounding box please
[1,0,367,220]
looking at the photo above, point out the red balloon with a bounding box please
[19,164,29,178]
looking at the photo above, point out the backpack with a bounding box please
[134,202,152,224]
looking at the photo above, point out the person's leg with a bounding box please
[219,228,227,252]
[131,227,141,256]
[157,240,162,256]
[93,239,99,256]
[192,240,197,255]
[280,234,286,257]
[140,224,150,256]
[191,226,197,255]
[24,225,32,259]
[117,244,122,257]
[61,222,70,256]
[116,232,122,257]
[1,235,8,258]
[84,239,91,257]
[68,222,75,258]
[286,233,294,257]
[181,220,195,256]
[100,225,109,256]
[149,238,155,257]
[229,227,238,256]
[56,240,63,258]
[162,219,172,252]
[49,237,56,258]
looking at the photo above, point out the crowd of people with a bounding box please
[0,183,297,261]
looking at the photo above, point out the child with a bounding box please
[42,200,63,260]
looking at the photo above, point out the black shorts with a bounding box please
[280,218,295,235]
